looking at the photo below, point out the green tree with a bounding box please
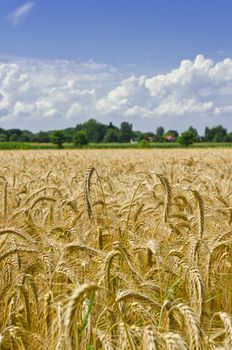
[204,125,227,142]
[0,133,7,142]
[51,130,66,148]
[188,126,198,141]
[9,133,18,142]
[76,119,107,143]
[63,128,75,142]
[74,131,88,147]
[156,126,165,141]
[103,128,119,143]
[18,134,30,142]
[178,130,196,147]
[143,132,155,141]
[21,130,34,142]
[132,131,144,142]
[7,129,22,141]
[34,131,50,143]
[119,122,133,143]
[224,132,232,142]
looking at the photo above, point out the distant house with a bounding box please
[164,134,176,142]
[147,136,155,142]
[130,139,138,144]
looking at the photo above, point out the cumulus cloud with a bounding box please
[7,2,35,27]
[0,57,120,127]
[0,54,232,131]
[97,55,232,127]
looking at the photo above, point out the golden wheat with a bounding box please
[0,149,231,349]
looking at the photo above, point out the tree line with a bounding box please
[0,119,231,147]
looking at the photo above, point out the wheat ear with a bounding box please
[142,324,158,350]
[84,167,96,218]
[155,173,172,223]
[64,282,99,350]
[219,312,232,348]
[169,303,202,350]
[160,331,188,349]
[191,190,204,238]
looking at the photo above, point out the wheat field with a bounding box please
[0,149,231,350]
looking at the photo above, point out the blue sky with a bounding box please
[0,0,232,132]
[1,0,232,66]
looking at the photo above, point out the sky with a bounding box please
[0,0,232,133]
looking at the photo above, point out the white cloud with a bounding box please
[8,2,35,27]
[152,98,214,116]
[0,55,232,131]
[97,55,232,125]
[0,57,119,127]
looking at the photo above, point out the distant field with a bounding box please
[0,141,232,149]
[0,142,57,149]
[85,142,232,149]
[0,149,231,349]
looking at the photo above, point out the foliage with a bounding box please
[0,141,232,150]
[0,142,31,149]
[9,133,18,142]
[74,131,89,146]
[0,120,231,145]
[63,127,75,142]
[188,126,199,141]
[6,128,22,139]
[0,133,7,142]
[18,134,30,142]
[143,132,155,140]
[50,130,66,148]
[224,132,232,142]
[103,128,119,142]
[21,130,35,141]
[204,125,227,142]
[179,129,196,147]
[119,121,133,142]
[76,119,107,143]
[132,130,144,142]
[156,126,165,141]
[34,131,50,143]
[139,139,150,148]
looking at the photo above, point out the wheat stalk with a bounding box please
[64,282,99,350]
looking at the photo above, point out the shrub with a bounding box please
[74,131,89,147]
